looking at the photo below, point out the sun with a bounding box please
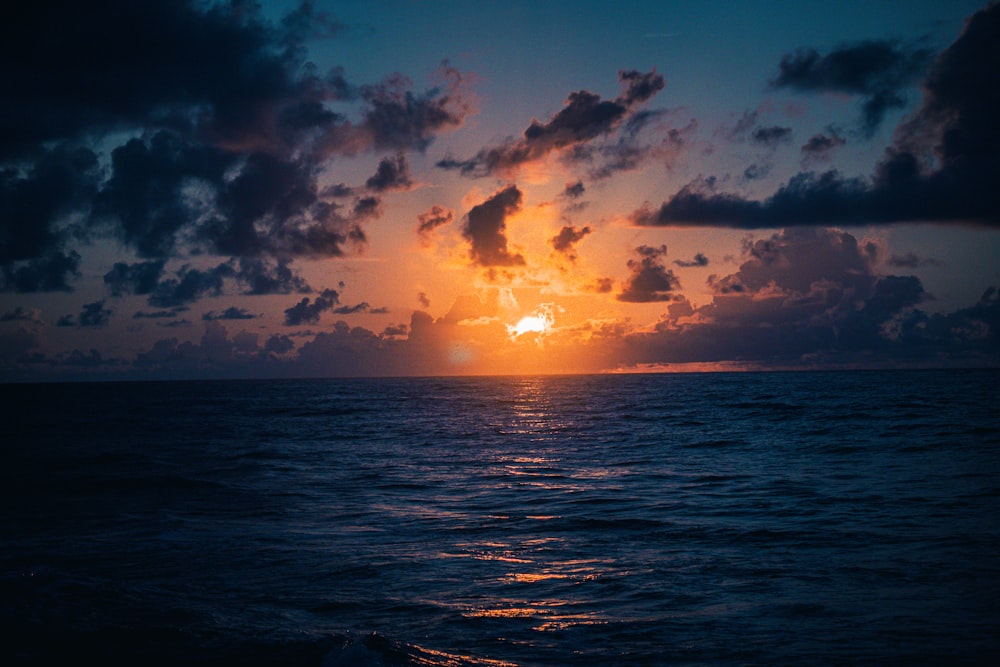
[512,315,549,336]
[507,304,558,340]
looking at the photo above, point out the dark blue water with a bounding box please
[3,370,999,665]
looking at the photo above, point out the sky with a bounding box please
[1,0,999,381]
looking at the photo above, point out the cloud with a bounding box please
[588,113,695,180]
[94,137,373,260]
[674,252,709,268]
[332,302,373,315]
[133,309,186,320]
[235,258,312,295]
[417,205,454,241]
[437,69,664,176]
[365,153,413,192]
[358,62,474,153]
[1,1,474,298]
[352,196,382,221]
[562,181,586,199]
[104,260,167,296]
[0,144,98,291]
[751,126,793,147]
[147,263,234,308]
[263,334,295,356]
[132,322,285,378]
[770,39,933,134]
[283,288,341,325]
[382,323,408,337]
[550,225,592,261]
[616,227,944,366]
[110,256,308,309]
[1,307,43,324]
[800,129,846,165]
[617,245,681,302]
[1,251,82,293]
[2,2,471,158]
[462,185,525,267]
[57,300,113,328]
[203,307,257,321]
[635,4,1000,228]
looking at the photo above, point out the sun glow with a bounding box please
[507,304,558,339]
[512,315,549,336]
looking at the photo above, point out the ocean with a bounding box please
[2,369,999,665]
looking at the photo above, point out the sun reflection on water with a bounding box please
[452,536,618,634]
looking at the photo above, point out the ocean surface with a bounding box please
[3,369,999,666]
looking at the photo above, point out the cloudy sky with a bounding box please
[2,0,998,380]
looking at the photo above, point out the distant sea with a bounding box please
[3,370,999,666]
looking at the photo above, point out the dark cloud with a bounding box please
[0,144,98,291]
[205,151,364,258]
[588,115,695,180]
[619,228,941,366]
[1,307,43,324]
[235,258,311,295]
[417,292,431,308]
[203,307,257,321]
[437,69,664,176]
[57,300,113,328]
[2,2,470,158]
[263,334,295,356]
[104,260,166,296]
[751,126,793,147]
[674,253,709,268]
[332,302,371,315]
[550,225,592,261]
[2,1,290,154]
[359,63,474,153]
[562,181,586,199]
[365,153,413,192]
[743,163,773,181]
[723,109,788,146]
[631,170,870,228]
[283,288,340,326]
[1,251,82,293]
[889,286,1000,362]
[617,245,681,302]
[91,130,372,261]
[351,196,382,222]
[417,205,454,240]
[771,39,933,134]
[462,185,525,267]
[2,1,473,297]
[321,183,355,198]
[93,132,227,258]
[382,323,408,337]
[133,309,185,320]
[148,263,234,308]
[132,322,282,377]
[635,5,1000,228]
[800,129,846,164]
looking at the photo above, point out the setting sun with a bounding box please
[512,315,549,336]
